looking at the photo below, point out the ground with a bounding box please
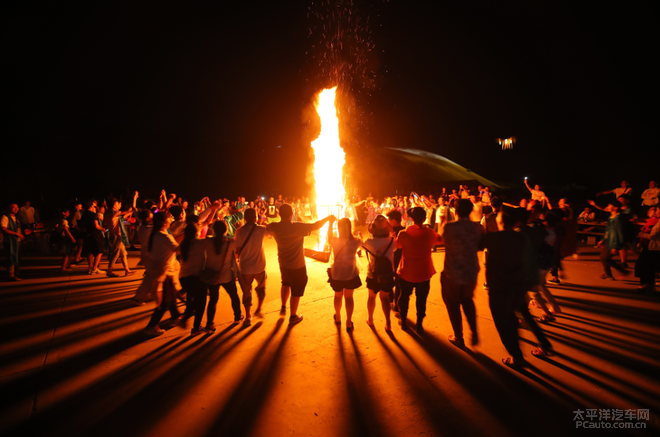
[0,233,658,437]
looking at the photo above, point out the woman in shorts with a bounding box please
[362,215,396,331]
[328,217,362,331]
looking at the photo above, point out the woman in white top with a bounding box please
[144,212,182,336]
[204,221,240,331]
[179,219,208,335]
[328,217,362,331]
[362,215,396,331]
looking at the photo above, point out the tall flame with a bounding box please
[311,87,345,249]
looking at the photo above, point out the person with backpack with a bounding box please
[362,215,396,331]
[327,217,362,331]
[441,199,485,348]
[395,207,443,332]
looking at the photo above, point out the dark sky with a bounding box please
[2,0,658,206]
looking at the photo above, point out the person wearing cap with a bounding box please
[395,206,442,332]
[362,215,396,331]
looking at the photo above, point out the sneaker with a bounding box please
[106,272,119,278]
[205,323,216,333]
[279,306,287,315]
[289,314,304,325]
[254,309,264,318]
[179,317,189,328]
[599,274,615,280]
[144,326,164,336]
[243,317,252,327]
[547,277,560,285]
[8,276,22,282]
[190,327,204,336]
[399,319,408,330]
[621,262,630,269]
[93,269,105,275]
[636,286,655,293]
[448,335,465,348]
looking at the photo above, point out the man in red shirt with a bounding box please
[395,207,442,331]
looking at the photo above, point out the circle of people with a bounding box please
[2,179,659,367]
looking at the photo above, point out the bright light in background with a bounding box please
[311,87,345,249]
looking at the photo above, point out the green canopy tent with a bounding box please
[347,147,501,196]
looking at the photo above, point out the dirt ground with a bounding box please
[1,234,658,437]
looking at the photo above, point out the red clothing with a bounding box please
[396,224,442,282]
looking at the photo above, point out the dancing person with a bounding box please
[362,215,397,330]
[524,178,546,206]
[327,217,362,331]
[1,204,24,281]
[56,208,76,273]
[387,210,405,314]
[81,201,105,275]
[144,212,182,336]
[484,207,553,367]
[598,180,632,199]
[235,207,269,326]
[268,204,334,325]
[179,219,208,335]
[635,207,660,293]
[591,201,629,280]
[204,221,241,330]
[104,194,137,278]
[395,207,442,332]
[441,199,484,347]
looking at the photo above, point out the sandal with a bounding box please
[531,347,555,358]
[502,357,527,368]
[333,314,341,324]
[346,321,354,332]
[537,314,555,324]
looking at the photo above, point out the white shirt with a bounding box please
[205,238,236,284]
[641,188,659,206]
[19,206,35,224]
[179,238,206,278]
[1,215,20,234]
[329,236,361,280]
[148,231,179,281]
[235,223,268,275]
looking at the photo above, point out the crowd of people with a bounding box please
[1,179,658,366]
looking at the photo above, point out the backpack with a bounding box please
[363,238,395,285]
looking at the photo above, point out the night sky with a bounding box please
[2,0,658,208]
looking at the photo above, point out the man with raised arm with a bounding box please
[268,204,334,325]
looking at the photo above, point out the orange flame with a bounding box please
[311,87,345,249]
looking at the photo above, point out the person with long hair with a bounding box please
[362,215,396,331]
[327,217,362,331]
[144,212,182,336]
[80,201,106,275]
[179,218,209,335]
[56,207,76,273]
[204,221,240,331]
